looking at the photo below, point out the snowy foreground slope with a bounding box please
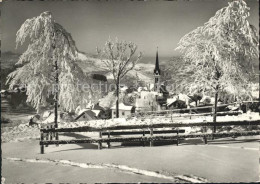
[1,112,259,183]
[2,134,259,183]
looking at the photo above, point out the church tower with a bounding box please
[154,47,161,92]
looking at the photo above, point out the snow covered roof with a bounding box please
[92,110,101,116]
[75,110,97,121]
[167,97,177,106]
[78,108,91,115]
[42,113,61,124]
[111,103,134,111]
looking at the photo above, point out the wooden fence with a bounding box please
[134,101,259,116]
[40,119,260,154]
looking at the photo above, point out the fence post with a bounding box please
[50,125,53,141]
[248,121,252,131]
[40,130,44,154]
[245,102,248,112]
[176,128,179,146]
[98,132,102,150]
[150,128,153,147]
[55,125,59,147]
[107,131,111,148]
[212,125,216,140]
[203,126,207,144]
[45,126,49,147]
[142,130,145,147]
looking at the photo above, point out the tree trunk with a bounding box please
[54,60,59,128]
[116,79,119,118]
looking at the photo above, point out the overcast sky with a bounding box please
[2,0,259,57]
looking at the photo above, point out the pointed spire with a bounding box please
[154,47,160,75]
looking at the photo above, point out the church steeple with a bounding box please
[154,47,161,92]
[154,47,160,75]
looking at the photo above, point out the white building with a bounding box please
[111,103,135,118]
[135,91,159,111]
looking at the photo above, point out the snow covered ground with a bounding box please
[2,136,259,183]
[1,111,259,183]
[58,112,260,129]
[2,112,259,143]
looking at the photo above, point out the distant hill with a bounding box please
[2,51,258,90]
[76,52,156,84]
[1,51,21,70]
[1,52,21,89]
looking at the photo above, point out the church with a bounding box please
[135,48,169,111]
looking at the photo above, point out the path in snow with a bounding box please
[4,157,208,183]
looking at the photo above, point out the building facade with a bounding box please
[111,103,135,118]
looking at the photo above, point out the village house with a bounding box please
[75,102,108,121]
[75,110,98,121]
[111,103,135,118]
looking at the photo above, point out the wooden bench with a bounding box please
[101,129,185,148]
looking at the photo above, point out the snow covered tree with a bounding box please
[176,0,258,124]
[6,11,92,127]
[97,38,142,118]
[99,91,125,109]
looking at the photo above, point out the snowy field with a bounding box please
[1,112,260,183]
[2,136,259,183]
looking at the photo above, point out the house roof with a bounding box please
[75,110,97,121]
[167,97,178,106]
[93,104,105,111]
[111,103,133,111]
[92,110,101,116]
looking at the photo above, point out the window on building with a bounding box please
[122,112,125,116]
[113,111,116,115]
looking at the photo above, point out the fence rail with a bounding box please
[134,101,259,116]
[41,120,260,133]
[40,130,260,146]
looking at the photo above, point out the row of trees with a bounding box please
[7,0,258,126]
